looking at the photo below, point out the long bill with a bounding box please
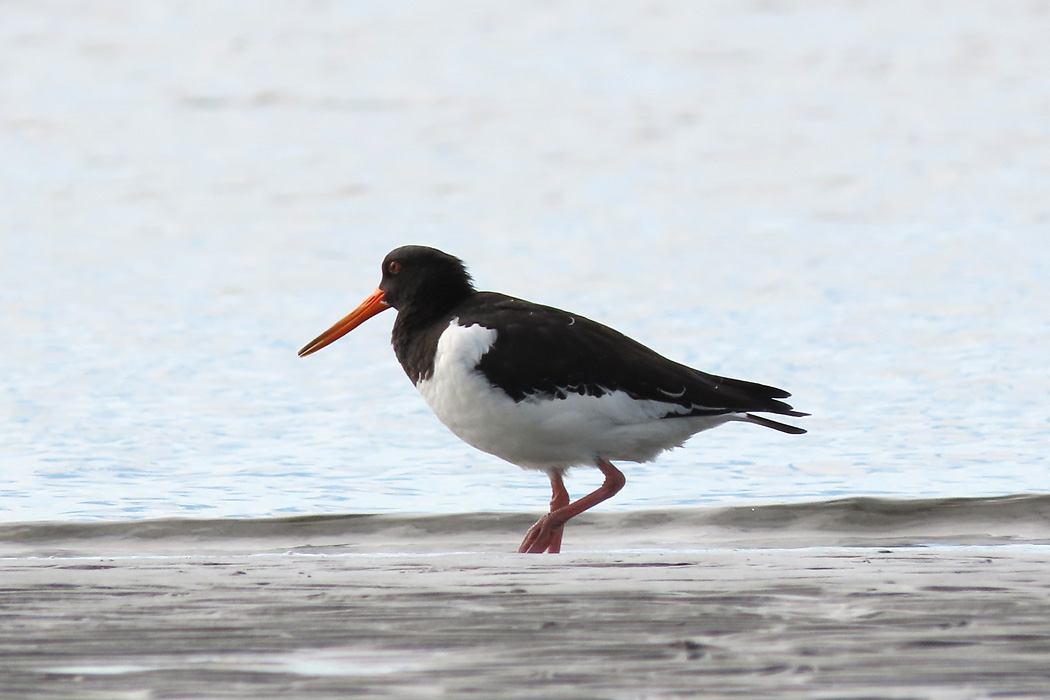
[298,287,390,357]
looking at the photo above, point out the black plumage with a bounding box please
[381,246,806,434]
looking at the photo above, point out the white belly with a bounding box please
[415,321,733,471]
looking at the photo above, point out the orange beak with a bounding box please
[298,287,390,357]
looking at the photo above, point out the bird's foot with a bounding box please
[518,514,565,554]
[517,458,625,554]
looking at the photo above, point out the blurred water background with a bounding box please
[3,0,1049,523]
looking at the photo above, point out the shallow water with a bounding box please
[3,494,1049,561]
[3,1,1050,524]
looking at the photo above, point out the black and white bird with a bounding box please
[299,245,806,553]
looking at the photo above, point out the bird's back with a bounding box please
[455,292,802,422]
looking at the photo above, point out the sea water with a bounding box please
[3,1,1049,523]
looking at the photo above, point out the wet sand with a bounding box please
[3,503,1050,699]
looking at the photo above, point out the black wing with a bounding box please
[460,292,804,421]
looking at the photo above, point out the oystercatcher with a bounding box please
[299,245,806,553]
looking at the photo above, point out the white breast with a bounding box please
[415,320,733,471]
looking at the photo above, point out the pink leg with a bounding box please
[545,470,571,553]
[518,470,569,554]
[518,459,626,554]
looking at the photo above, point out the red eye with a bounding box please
[387,260,402,275]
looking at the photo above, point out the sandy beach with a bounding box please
[3,502,1050,699]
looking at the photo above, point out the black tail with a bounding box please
[744,412,808,435]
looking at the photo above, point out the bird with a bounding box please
[298,245,806,553]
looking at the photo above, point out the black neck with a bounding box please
[390,287,474,384]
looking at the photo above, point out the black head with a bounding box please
[379,245,475,313]
[298,245,475,358]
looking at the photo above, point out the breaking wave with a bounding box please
[2,494,1048,557]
